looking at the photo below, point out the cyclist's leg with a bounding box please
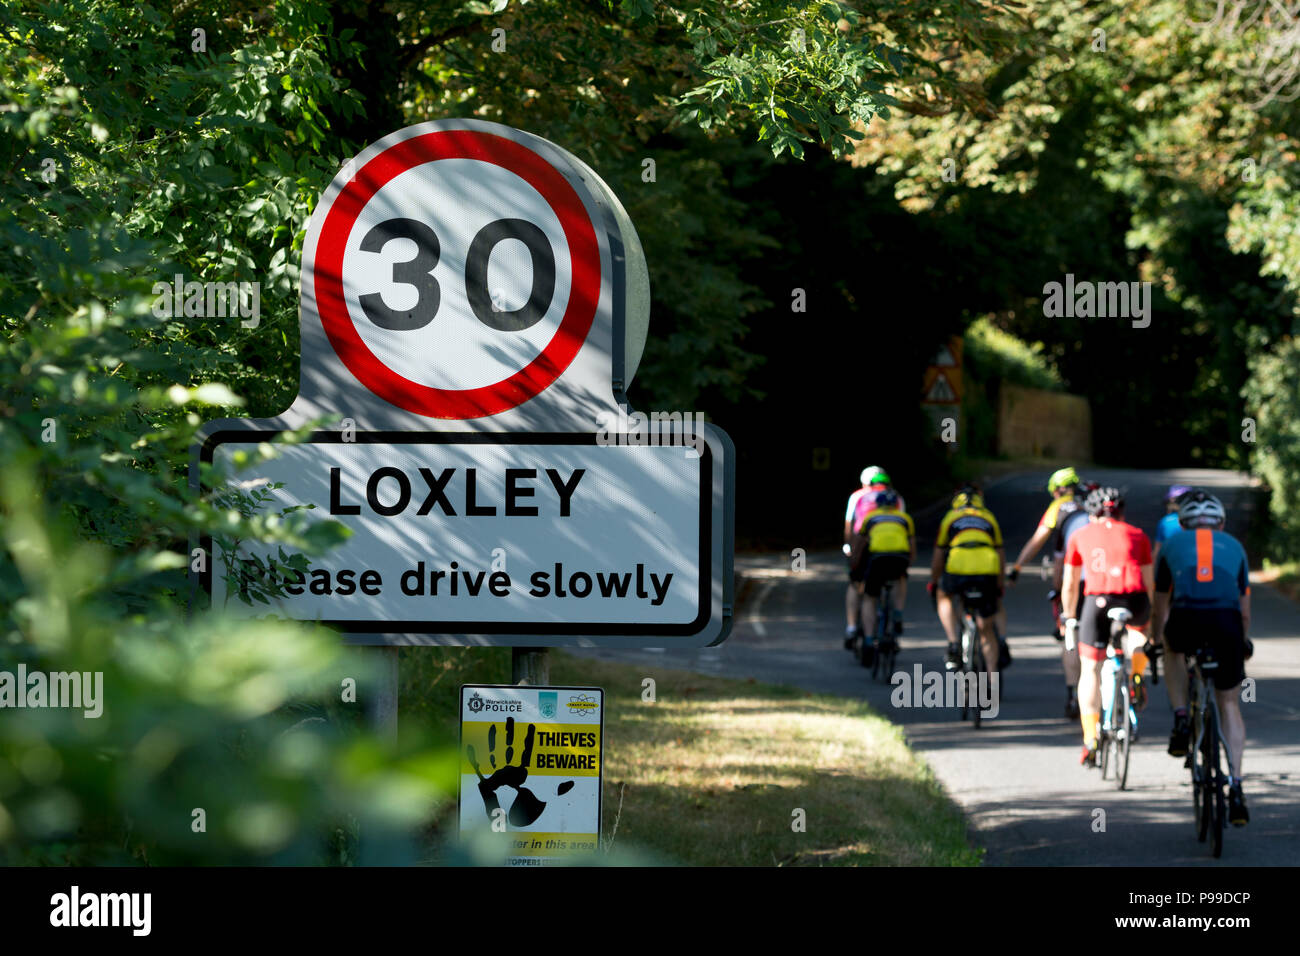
[1124,593,1152,679]
[936,574,961,645]
[845,580,862,632]
[861,594,879,639]
[862,556,889,639]
[1211,608,1249,780]
[977,614,1000,675]
[1058,574,1080,712]
[874,555,906,639]
[1164,650,1188,703]
[974,578,1000,674]
[1076,598,1108,753]
[1161,607,1194,716]
[1216,687,1245,779]
[892,571,907,634]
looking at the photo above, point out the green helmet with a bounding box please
[861,466,891,486]
[1047,467,1080,494]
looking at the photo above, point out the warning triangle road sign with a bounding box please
[933,344,957,366]
[924,370,959,403]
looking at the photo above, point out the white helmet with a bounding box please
[1178,490,1226,529]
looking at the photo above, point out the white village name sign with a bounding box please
[192,120,734,647]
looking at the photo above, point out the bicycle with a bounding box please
[1097,607,1138,790]
[1186,646,1232,858]
[868,579,899,680]
[957,586,992,729]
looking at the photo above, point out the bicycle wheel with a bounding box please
[971,637,984,730]
[1193,708,1210,843]
[1206,708,1225,858]
[1115,684,1131,791]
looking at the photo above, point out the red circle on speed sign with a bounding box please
[314,130,600,418]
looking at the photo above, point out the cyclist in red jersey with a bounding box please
[1060,487,1155,767]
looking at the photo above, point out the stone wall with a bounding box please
[997,384,1092,460]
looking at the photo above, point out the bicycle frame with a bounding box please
[1098,617,1135,789]
[958,589,991,728]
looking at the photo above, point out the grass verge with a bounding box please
[400,647,980,866]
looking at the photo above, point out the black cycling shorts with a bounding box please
[862,553,908,598]
[1078,592,1150,652]
[941,573,999,618]
[1164,606,1247,691]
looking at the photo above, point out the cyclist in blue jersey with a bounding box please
[1149,491,1253,826]
[1151,484,1192,566]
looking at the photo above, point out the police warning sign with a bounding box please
[459,684,603,865]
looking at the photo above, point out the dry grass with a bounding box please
[548,656,979,866]
[403,647,979,866]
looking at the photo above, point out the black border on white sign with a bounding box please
[199,431,715,642]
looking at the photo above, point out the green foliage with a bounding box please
[964,316,1063,392]
[0,0,452,865]
[960,317,1062,457]
[1242,337,1300,559]
[383,0,1030,410]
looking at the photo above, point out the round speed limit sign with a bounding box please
[308,121,616,420]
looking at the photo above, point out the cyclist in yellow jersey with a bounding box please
[930,485,1006,675]
[847,489,915,662]
[1008,466,1089,718]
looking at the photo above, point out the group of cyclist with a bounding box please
[844,468,1009,673]
[842,467,1253,826]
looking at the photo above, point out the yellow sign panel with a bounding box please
[459,685,604,865]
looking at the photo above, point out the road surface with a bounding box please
[573,468,1299,865]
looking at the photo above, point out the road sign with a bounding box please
[191,119,734,647]
[458,684,603,865]
[201,432,722,644]
[922,368,960,404]
[921,336,963,405]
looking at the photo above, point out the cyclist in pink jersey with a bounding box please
[844,466,908,647]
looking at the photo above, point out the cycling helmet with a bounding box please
[874,489,899,509]
[1178,490,1226,529]
[1165,484,1192,502]
[861,465,891,486]
[951,484,983,510]
[1084,485,1124,517]
[1047,467,1080,493]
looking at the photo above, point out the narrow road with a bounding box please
[574,468,1300,865]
